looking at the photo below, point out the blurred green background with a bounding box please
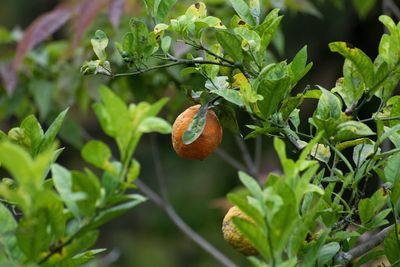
[0,0,390,266]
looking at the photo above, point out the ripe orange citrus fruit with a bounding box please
[171,105,222,160]
[222,206,258,256]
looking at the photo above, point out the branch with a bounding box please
[334,225,394,266]
[135,180,237,267]
[137,136,237,267]
[110,58,236,78]
[234,136,258,178]
[215,148,248,173]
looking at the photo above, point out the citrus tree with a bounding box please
[1,0,400,266]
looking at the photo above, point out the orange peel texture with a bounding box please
[171,105,222,160]
[222,206,258,256]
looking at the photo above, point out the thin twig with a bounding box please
[235,136,258,178]
[135,180,237,267]
[215,148,248,172]
[150,134,169,200]
[334,225,394,266]
[110,58,236,78]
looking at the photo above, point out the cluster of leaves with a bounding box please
[80,1,400,266]
[0,87,171,267]
[226,13,400,267]
[81,1,314,143]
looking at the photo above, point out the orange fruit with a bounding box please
[171,105,222,160]
[222,206,258,256]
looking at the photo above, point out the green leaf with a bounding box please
[38,108,69,153]
[91,30,108,60]
[216,30,243,62]
[329,42,374,88]
[128,19,154,60]
[353,250,385,267]
[20,115,43,156]
[229,0,256,26]
[384,154,400,184]
[227,193,265,228]
[161,36,171,53]
[256,9,282,55]
[91,194,146,229]
[335,121,375,141]
[138,117,172,134]
[315,88,341,121]
[302,232,328,267]
[232,217,270,260]
[154,0,177,22]
[317,242,340,266]
[255,62,291,119]
[234,27,261,52]
[182,104,208,145]
[16,213,51,261]
[127,159,140,184]
[384,228,400,264]
[81,140,112,170]
[289,46,312,86]
[51,164,86,218]
[352,143,374,167]
[71,171,101,217]
[47,231,99,265]
[210,88,244,107]
[0,203,22,261]
[238,171,263,201]
[332,60,365,108]
[378,16,400,68]
[0,142,34,187]
[359,189,387,225]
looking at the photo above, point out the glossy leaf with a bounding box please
[182,104,208,145]
[0,203,22,261]
[51,164,86,218]
[317,242,340,266]
[229,0,256,26]
[91,30,108,60]
[210,88,244,107]
[138,117,172,134]
[216,30,243,62]
[384,154,400,184]
[16,214,51,261]
[91,194,146,229]
[81,140,112,170]
[255,62,291,119]
[38,108,69,153]
[384,228,400,264]
[335,121,374,141]
[329,42,374,88]
[20,115,43,156]
[154,0,177,22]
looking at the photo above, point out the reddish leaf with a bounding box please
[72,0,108,47]
[109,0,125,29]
[7,3,72,94]
[13,4,72,71]
[0,63,17,95]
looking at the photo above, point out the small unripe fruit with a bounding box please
[171,105,222,160]
[222,206,258,256]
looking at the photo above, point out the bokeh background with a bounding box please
[0,0,394,266]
